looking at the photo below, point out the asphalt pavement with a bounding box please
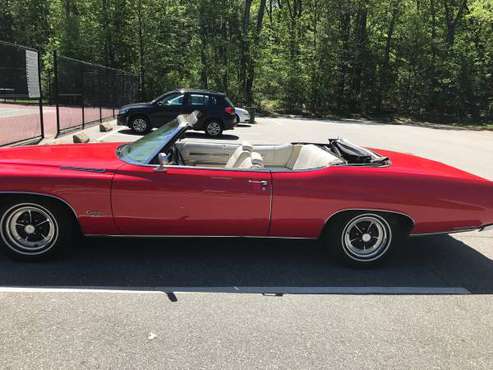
[2,117,493,369]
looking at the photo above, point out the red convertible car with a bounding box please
[0,113,492,266]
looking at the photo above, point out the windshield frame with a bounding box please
[117,118,188,166]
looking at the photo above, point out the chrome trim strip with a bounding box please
[0,191,79,220]
[410,227,480,237]
[60,166,106,173]
[85,234,316,240]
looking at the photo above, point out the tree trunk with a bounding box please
[137,0,145,99]
[336,6,351,112]
[240,0,253,104]
[443,0,468,48]
[352,4,368,112]
[376,1,399,112]
[245,0,267,106]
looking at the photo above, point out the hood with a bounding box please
[374,148,489,182]
[0,142,124,171]
[120,102,153,110]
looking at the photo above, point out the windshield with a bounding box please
[151,90,178,104]
[118,119,182,165]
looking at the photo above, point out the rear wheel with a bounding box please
[130,116,151,134]
[325,212,404,267]
[0,198,76,261]
[205,120,223,137]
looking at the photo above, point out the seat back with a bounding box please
[255,144,294,167]
[287,144,341,170]
[225,142,253,168]
[237,151,264,169]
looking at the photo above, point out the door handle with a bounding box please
[248,180,269,186]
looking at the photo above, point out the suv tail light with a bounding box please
[225,106,234,115]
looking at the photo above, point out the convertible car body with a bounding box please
[1,113,492,265]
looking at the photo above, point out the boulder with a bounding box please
[73,132,90,144]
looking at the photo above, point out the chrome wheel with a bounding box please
[206,121,222,136]
[341,213,391,262]
[132,118,148,133]
[1,204,59,255]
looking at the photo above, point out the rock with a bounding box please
[99,122,113,132]
[73,132,90,143]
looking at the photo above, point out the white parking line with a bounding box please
[0,286,471,295]
[97,130,120,142]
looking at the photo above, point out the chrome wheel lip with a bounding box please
[132,118,148,133]
[0,203,59,256]
[206,122,222,136]
[341,213,392,262]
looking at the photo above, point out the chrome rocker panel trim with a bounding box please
[85,234,316,240]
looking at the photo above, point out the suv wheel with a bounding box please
[130,116,151,134]
[205,121,223,137]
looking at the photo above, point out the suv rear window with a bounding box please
[190,94,217,106]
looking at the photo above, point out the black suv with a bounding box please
[117,89,237,136]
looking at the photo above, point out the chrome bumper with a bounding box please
[480,224,493,232]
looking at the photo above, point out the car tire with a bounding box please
[129,116,151,134]
[324,212,405,267]
[204,120,223,137]
[0,198,76,261]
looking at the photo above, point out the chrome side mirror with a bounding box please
[156,153,169,172]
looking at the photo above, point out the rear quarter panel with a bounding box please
[270,165,493,238]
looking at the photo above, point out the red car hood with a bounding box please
[0,142,124,171]
[373,148,488,182]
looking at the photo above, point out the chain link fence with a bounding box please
[54,52,139,135]
[0,41,44,146]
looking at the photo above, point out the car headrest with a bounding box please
[251,152,264,168]
[241,142,253,152]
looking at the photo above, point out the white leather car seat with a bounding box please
[286,144,341,170]
[255,144,294,167]
[237,152,265,169]
[225,142,253,168]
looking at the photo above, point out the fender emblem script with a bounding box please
[86,210,104,217]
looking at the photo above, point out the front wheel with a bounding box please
[205,121,223,137]
[325,212,404,267]
[0,199,75,261]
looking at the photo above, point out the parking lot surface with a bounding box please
[2,117,493,368]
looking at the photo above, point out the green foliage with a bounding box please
[1,0,492,122]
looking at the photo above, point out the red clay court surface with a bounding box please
[0,102,115,146]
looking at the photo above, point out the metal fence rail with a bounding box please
[54,52,139,136]
[0,40,44,146]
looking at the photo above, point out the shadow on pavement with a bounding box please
[0,235,491,294]
[117,129,145,136]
